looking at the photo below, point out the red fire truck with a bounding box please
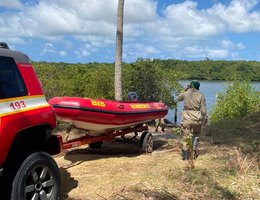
[0,43,61,199]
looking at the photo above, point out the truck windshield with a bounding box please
[0,56,27,99]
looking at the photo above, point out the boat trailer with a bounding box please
[56,124,154,153]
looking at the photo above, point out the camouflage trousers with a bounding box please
[181,121,202,160]
[155,118,165,132]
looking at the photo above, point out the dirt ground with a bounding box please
[54,127,182,200]
[54,124,260,200]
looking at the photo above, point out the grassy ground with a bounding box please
[54,112,260,200]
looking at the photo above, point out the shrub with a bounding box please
[210,81,260,122]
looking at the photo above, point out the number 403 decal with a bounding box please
[91,100,106,107]
[10,101,27,110]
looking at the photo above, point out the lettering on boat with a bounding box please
[130,104,151,109]
[91,100,106,107]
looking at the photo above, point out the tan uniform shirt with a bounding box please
[177,88,207,123]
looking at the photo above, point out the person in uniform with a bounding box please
[155,118,165,133]
[177,80,208,160]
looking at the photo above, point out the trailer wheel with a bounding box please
[89,141,103,149]
[140,132,153,153]
[11,152,60,200]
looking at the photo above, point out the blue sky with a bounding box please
[0,0,260,63]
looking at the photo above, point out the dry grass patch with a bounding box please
[54,115,259,199]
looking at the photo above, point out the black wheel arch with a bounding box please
[4,124,61,167]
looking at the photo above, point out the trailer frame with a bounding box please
[57,124,154,153]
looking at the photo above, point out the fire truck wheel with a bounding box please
[89,141,103,149]
[11,152,60,200]
[140,132,153,153]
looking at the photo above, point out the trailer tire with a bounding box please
[89,141,103,149]
[140,132,153,153]
[11,152,60,200]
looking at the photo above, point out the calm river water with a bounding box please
[166,80,260,124]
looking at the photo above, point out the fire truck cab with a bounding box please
[0,42,61,199]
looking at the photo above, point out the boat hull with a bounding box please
[49,97,168,135]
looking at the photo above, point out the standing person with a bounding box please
[155,118,165,133]
[155,100,165,133]
[177,80,208,160]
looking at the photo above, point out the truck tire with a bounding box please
[11,152,60,200]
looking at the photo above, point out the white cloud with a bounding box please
[162,1,224,37]
[74,43,97,58]
[0,0,259,61]
[124,43,160,60]
[221,39,234,48]
[0,0,22,9]
[59,51,67,56]
[1,0,259,41]
[221,39,245,50]
[0,0,116,41]
[0,36,25,45]
[182,46,229,59]
[207,49,229,58]
[146,0,260,42]
[45,0,117,23]
[208,0,260,32]
[75,35,114,49]
[42,43,55,54]
[75,48,90,58]
[124,0,158,23]
[0,0,157,40]
[231,52,240,60]
[237,42,245,50]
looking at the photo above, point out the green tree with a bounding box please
[85,64,114,99]
[210,81,260,122]
[123,60,182,108]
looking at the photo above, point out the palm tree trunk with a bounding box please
[114,0,124,101]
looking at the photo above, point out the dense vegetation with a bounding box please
[33,60,186,108]
[210,81,260,122]
[152,59,260,81]
[33,58,259,110]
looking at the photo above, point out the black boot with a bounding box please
[182,149,190,160]
[193,137,199,159]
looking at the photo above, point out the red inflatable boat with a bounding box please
[49,97,168,136]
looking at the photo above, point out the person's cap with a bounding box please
[190,80,200,90]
